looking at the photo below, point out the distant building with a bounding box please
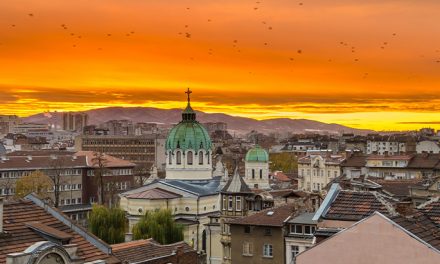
[366,134,416,155]
[298,154,345,192]
[75,134,165,170]
[416,140,440,154]
[62,112,88,132]
[100,119,134,136]
[0,115,20,135]
[12,123,49,135]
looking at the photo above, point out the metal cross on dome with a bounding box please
[185,88,192,103]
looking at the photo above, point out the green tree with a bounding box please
[88,205,126,244]
[15,170,53,198]
[133,209,184,244]
[270,152,298,173]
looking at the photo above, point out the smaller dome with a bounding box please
[245,145,269,162]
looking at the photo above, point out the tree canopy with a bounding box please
[133,209,184,244]
[15,170,53,198]
[269,152,298,173]
[88,205,126,244]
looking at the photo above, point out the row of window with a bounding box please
[51,184,82,191]
[242,242,273,258]
[289,224,316,235]
[60,197,82,205]
[0,188,15,195]
[222,195,242,211]
[87,169,133,176]
[300,169,339,178]
[104,181,129,191]
[168,151,210,165]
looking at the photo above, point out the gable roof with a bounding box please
[323,189,395,221]
[297,212,440,264]
[0,199,119,264]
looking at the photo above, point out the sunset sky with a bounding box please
[1,0,440,131]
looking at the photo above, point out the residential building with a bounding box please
[409,177,440,205]
[0,150,135,223]
[298,154,345,192]
[284,213,317,264]
[228,204,296,264]
[366,134,416,155]
[296,212,440,264]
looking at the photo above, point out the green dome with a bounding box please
[166,93,212,152]
[245,145,269,162]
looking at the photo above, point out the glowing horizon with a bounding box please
[1,0,440,131]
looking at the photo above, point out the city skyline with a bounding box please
[1,0,440,131]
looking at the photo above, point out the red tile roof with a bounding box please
[391,212,440,250]
[324,190,394,221]
[111,239,194,263]
[419,199,440,225]
[272,171,291,182]
[0,200,119,263]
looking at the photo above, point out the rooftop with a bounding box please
[0,199,118,263]
[228,203,295,227]
[324,190,395,221]
[419,198,440,225]
[111,239,194,264]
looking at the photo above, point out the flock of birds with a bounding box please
[2,2,440,78]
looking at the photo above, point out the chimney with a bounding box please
[0,197,3,233]
[395,201,414,216]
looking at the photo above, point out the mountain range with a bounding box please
[23,107,372,135]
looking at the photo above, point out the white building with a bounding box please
[298,154,345,192]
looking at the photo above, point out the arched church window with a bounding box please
[260,169,263,179]
[252,169,255,179]
[187,151,193,165]
[199,151,204,164]
[168,151,172,164]
[176,151,181,165]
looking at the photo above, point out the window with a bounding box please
[252,169,255,179]
[334,171,338,177]
[176,151,181,165]
[242,241,253,256]
[263,244,273,258]
[228,196,233,211]
[187,151,193,165]
[222,196,227,210]
[264,228,272,236]
[290,224,304,234]
[259,169,263,179]
[291,245,299,261]
[199,151,204,164]
[168,151,172,164]
[244,225,251,233]
[304,225,316,235]
[236,196,242,211]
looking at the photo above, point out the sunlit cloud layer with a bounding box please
[1,0,440,131]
